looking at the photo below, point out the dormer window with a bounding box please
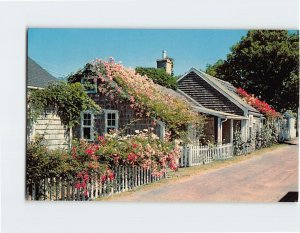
[81,76,97,93]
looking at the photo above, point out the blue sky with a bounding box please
[28,29,249,78]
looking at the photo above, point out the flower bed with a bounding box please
[26,130,181,200]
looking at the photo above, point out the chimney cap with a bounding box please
[162,50,167,59]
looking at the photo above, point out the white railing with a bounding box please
[180,143,234,167]
[26,166,165,201]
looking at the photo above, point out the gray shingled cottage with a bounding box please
[177,68,263,145]
[27,57,69,149]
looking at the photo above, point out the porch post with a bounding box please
[230,119,233,143]
[241,119,247,141]
[217,117,222,144]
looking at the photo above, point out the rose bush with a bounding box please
[236,87,280,118]
[27,130,181,197]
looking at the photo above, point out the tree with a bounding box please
[205,59,224,77]
[135,67,177,89]
[206,30,299,113]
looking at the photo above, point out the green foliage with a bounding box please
[135,67,177,89]
[256,124,278,149]
[28,82,100,128]
[26,135,81,185]
[205,30,299,113]
[233,128,248,156]
[205,59,224,77]
[285,109,297,118]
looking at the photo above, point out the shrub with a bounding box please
[233,129,248,155]
[257,124,278,149]
[26,130,181,196]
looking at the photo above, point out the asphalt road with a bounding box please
[110,139,299,202]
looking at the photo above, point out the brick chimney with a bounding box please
[156,50,173,75]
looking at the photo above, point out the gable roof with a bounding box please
[177,68,261,116]
[156,84,248,120]
[27,57,58,88]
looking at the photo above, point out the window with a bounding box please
[81,112,94,140]
[81,77,97,93]
[104,110,119,133]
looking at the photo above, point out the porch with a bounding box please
[196,106,249,145]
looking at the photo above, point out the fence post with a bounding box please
[61,178,65,201]
[188,145,192,167]
[99,174,103,197]
[125,166,128,191]
[180,146,183,167]
[138,167,141,186]
[71,180,75,201]
[122,166,125,192]
[66,180,70,201]
[184,146,187,167]
[95,177,99,199]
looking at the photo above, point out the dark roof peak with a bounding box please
[27,57,58,88]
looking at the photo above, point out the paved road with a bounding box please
[111,140,299,202]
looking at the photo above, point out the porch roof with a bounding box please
[193,106,249,120]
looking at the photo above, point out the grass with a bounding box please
[96,143,288,201]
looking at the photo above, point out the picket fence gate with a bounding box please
[26,165,165,201]
[180,143,234,167]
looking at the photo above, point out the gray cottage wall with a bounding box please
[28,109,69,150]
[73,93,162,139]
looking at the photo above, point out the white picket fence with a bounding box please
[180,143,234,167]
[26,166,165,201]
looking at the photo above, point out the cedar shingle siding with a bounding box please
[178,72,244,115]
[73,93,162,139]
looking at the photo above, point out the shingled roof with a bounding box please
[156,84,248,120]
[27,57,58,88]
[177,68,261,116]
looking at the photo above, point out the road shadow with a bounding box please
[282,142,298,146]
[278,192,298,202]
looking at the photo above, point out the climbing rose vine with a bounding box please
[69,58,204,139]
[236,87,280,118]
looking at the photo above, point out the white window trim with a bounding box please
[81,76,97,94]
[80,111,94,141]
[104,109,119,133]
